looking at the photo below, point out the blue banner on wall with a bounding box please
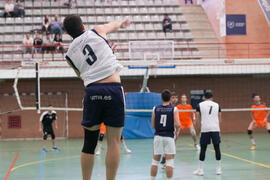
[226,14,246,35]
[258,0,270,26]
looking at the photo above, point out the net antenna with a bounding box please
[129,41,175,92]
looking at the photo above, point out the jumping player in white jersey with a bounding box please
[150,89,180,180]
[63,15,130,180]
[193,92,222,176]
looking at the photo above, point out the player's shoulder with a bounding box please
[176,104,182,108]
[66,31,89,54]
[52,110,57,114]
[41,111,49,115]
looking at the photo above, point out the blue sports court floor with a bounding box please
[1,133,270,180]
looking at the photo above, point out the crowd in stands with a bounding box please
[2,0,203,55]
[3,0,25,17]
[22,32,64,54]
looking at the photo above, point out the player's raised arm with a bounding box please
[94,18,131,38]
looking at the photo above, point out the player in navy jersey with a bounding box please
[39,105,60,152]
[150,90,180,180]
[64,15,130,180]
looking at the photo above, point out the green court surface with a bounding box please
[1,133,270,180]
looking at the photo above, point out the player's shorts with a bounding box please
[43,126,55,140]
[100,123,106,134]
[200,132,221,145]
[255,120,266,128]
[180,119,193,130]
[153,135,176,155]
[82,83,125,128]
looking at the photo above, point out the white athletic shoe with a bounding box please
[124,147,132,153]
[195,144,201,151]
[95,143,102,155]
[216,167,222,175]
[193,169,204,176]
[95,148,101,155]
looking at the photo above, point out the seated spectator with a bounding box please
[14,0,25,17]
[42,32,53,53]
[4,0,14,18]
[162,14,172,34]
[185,0,193,4]
[22,33,33,54]
[63,0,77,8]
[42,15,51,33]
[50,14,63,36]
[53,33,64,53]
[33,32,43,53]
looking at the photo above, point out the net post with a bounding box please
[35,62,41,114]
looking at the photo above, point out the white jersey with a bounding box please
[196,100,221,132]
[65,30,123,86]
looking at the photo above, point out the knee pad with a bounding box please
[99,133,104,141]
[43,134,48,140]
[166,159,174,168]
[82,129,99,154]
[191,129,196,136]
[248,130,253,135]
[152,159,160,166]
[268,130,270,134]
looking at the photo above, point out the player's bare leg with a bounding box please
[81,125,100,180]
[106,126,123,180]
[151,155,161,179]
[248,121,256,150]
[165,154,174,179]
[189,125,200,150]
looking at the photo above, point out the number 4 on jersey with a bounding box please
[160,114,167,127]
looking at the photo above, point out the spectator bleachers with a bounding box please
[0,0,201,61]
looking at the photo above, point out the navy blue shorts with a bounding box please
[82,83,125,128]
[200,132,221,145]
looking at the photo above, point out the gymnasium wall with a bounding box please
[0,75,270,139]
[201,0,270,58]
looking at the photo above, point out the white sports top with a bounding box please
[196,100,221,132]
[65,30,123,86]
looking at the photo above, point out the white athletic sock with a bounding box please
[251,138,256,145]
[216,160,221,169]
[122,141,128,149]
[199,160,204,170]
[151,176,156,180]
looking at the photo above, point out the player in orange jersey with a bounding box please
[177,94,200,150]
[248,93,270,150]
[95,123,132,155]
